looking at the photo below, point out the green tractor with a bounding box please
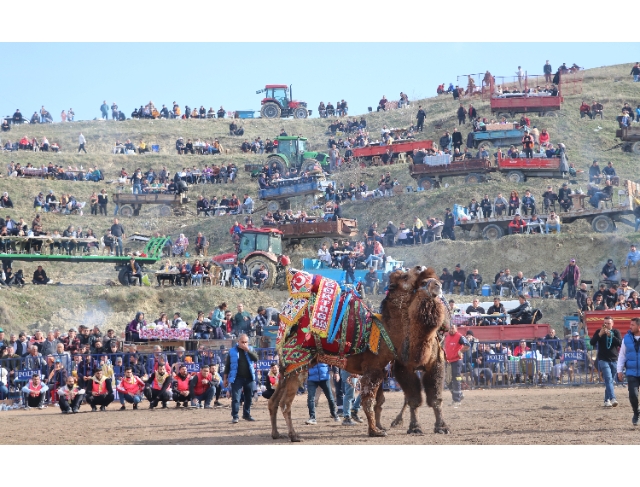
[266,136,330,175]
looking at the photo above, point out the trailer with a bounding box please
[0,236,168,285]
[274,217,359,248]
[615,126,640,155]
[496,152,565,183]
[454,180,640,240]
[481,71,583,118]
[409,158,492,190]
[352,139,435,162]
[583,310,640,338]
[258,177,331,212]
[113,192,191,218]
[470,124,527,149]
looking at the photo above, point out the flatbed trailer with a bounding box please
[0,236,168,285]
[455,180,640,240]
[113,192,190,217]
[274,217,358,248]
[409,158,493,190]
[615,126,640,154]
[471,125,526,149]
[352,139,435,162]
[258,178,331,211]
[497,152,565,183]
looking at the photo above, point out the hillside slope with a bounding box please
[0,63,638,333]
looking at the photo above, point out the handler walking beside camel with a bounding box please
[224,333,259,423]
[444,324,469,408]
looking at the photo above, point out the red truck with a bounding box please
[352,139,434,163]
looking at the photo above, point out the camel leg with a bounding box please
[268,376,288,440]
[280,372,303,442]
[374,383,386,431]
[360,371,387,437]
[393,361,424,435]
[422,351,450,434]
[390,400,407,428]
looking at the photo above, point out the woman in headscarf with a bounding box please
[126,312,146,342]
[172,233,189,257]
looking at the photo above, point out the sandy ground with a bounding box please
[2,386,639,445]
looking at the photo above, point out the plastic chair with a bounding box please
[219,268,231,286]
[151,145,159,153]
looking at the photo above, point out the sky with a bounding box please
[0,43,637,122]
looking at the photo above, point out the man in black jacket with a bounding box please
[342,252,356,284]
[384,221,397,247]
[452,128,463,150]
[590,316,622,407]
[440,268,453,294]
[452,264,466,295]
[589,179,613,209]
[508,295,533,324]
[465,269,483,296]
[416,106,426,132]
[576,283,589,310]
[442,208,456,240]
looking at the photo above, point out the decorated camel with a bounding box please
[268,265,450,441]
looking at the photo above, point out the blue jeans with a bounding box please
[120,393,142,405]
[113,204,119,216]
[636,218,640,232]
[192,387,215,407]
[364,255,382,268]
[589,192,608,208]
[599,360,617,402]
[444,281,454,294]
[231,377,254,419]
[340,369,361,418]
[306,379,337,419]
[114,236,123,256]
[0,384,8,399]
[545,223,561,234]
[133,183,142,195]
[344,269,355,284]
[466,279,479,294]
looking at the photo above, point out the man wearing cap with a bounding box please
[560,259,580,299]
[117,366,145,410]
[591,316,622,408]
[443,324,470,407]
[617,317,640,425]
[601,259,620,283]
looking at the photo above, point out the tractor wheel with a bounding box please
[293,107,308,119]
[632,141,640,155]
[497,112,511,120]
[158,205,172,217]
[266,156,285,176]
[465,173,484,184]
[245,256,277,289]
[261,102,281,119]
[545,111,558,117]
[302,158,321,174]
[418,177,436,190]
[591,215,615,233]
[318,237,334,250]
[267,201,280,212]
[482,224,504,240]
[119,205,134,218]
[506,170,525,183]
[118,268,130,286]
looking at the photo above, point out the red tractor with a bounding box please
[257,84,309,119]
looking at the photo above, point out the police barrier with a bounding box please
[0,348,279,404]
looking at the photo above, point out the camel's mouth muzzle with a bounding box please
[420,278,442,297]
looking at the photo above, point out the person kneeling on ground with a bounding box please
[32,265,50,285]
[145,365,172,409]
[117,366,145,410]
[21,373,49,410]
[172,364,192,408]
[58,375,85,413]
[85,368,114,412]
[190,363,217,408]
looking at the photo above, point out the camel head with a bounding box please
[387,267,420,294]
[415,266,442,298]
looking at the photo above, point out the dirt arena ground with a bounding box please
[2,386,639,445]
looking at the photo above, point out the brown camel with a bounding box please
[268,266,450,441]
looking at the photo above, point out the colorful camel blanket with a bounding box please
[277,268,390,376]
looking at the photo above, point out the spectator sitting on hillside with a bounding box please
[580,101,592,119]
[602,161,617,179]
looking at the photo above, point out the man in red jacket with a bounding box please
[508,214,526,235]
[190,364,218,408]
[172,364,192,408]
[117,367,145,410]
[443,324,470,408]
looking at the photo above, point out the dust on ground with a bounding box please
[2,386,636,445]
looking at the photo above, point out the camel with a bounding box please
[268,266,450,441]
